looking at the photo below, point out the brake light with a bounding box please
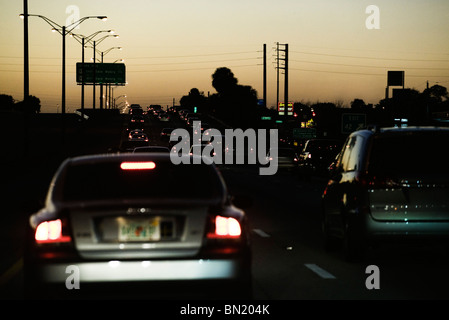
[120,161,156,170]
[208,216,241,238]
[360,173,399,188]
[35,219,71,243]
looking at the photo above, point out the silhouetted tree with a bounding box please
[180,88,207,113]
[350,98,366,110]
[423,84,448,103]
[210,68,260,128]
[0,94,14,111]
[212,67,238,95]
[15,95,41,114]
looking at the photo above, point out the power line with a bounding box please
[124,51,257,60]
[0,50,258,61]
[126,64,258,73]
[0,57,259,68]
[290,67,449,78]
[128,57,259,66]
[290,59,449,71]
[291,50,449,63]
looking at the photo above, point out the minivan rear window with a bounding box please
[368,131,449,177]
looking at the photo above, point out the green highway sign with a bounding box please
[76,63,126,85]
[293,128,316,139]
[341,113,366,134]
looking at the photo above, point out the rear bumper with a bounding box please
[364,214,449,241]
[29,258,247,283]
[25,258,252,299]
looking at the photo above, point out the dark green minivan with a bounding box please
[322,126,449,260]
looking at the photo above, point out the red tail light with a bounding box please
[120,161,156,170]
[35,219,72,244]
[207,215,241,239]
[360,173,399,188]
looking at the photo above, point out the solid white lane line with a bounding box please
[253,229,271,238]
[304,263,336,279]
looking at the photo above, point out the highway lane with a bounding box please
[2,111,449,300]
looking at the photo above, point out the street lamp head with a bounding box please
[19,14,25,19]
[98,16,108,21]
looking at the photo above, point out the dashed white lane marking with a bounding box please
[253,229,271,238]
[304,263,336,279]
[0,258,23,286]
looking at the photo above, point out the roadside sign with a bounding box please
[76,63,126,85]
[278,102,293,116]
[293,128,316,139]
[341,113,366,134]
[387,71,404,87]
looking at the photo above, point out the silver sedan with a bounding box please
[24,153,252,299]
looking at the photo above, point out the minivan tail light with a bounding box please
[360,173,399,188]
[207,216,241,238]
[35,219,72,244]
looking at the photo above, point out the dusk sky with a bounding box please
[1,0,448,112]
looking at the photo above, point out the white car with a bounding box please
[24,153,252,299]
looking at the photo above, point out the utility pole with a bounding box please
[23,0,29,159]
[263,44,267,109]
[276,42,279,110]
[23,0,29,101]
[284,44,288,118]
[276,43,289,117]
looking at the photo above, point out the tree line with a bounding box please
[0,94,41,114]
[180,67,449,132]
[179,67,264,129]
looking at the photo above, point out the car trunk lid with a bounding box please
[69,204,210,260]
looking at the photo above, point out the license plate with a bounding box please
[118,218,161,242]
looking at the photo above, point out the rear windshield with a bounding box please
[368,131,449,177]
[62,160,225,201]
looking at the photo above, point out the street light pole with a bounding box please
[100,52,104,109]
[70,30,115,115]
[23,0,29,102]
[20,13,107,115]
[93,40,96,109]
[22,0,29,159]
[81,37,85,114]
